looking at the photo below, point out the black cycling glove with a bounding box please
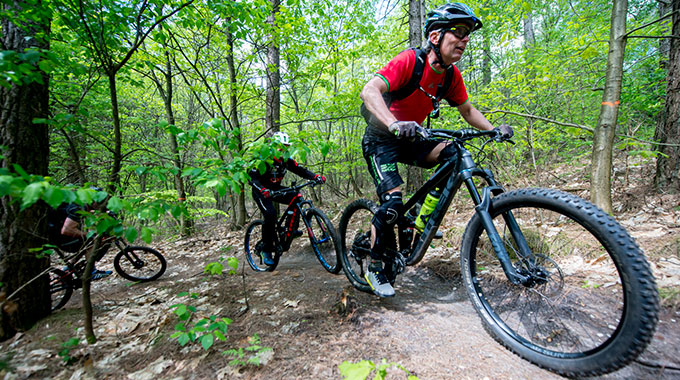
[494,123,514,139]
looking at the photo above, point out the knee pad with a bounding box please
[437,143,458,162]
[372,191,404,231]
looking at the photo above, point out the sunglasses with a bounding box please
[444,25,472,39]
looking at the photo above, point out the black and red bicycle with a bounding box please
[244,180,341,273]
[49,237,166,311]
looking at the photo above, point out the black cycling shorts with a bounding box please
[362,128,442,195]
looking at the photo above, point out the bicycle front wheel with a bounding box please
[460,188,659,377]
[50,268,73,311]
[114,246,167,282]
[338,199,378,293]
[244,219,278,272]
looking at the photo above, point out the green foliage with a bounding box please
[29,0,671,249]
[223,334,273,367]
[0,351,12,371]
[204,253,238,276]
[169,292,233,351]
[338,359,419,380]
[0,49,52,88]
[57,337,80,364]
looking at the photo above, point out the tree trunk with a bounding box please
[659,0,672,70]
[107,73,122,194]
[408,0,425,48]
[158,49,194,235]
[654,0,680,193]
[265,0,281,135]
[60,129,86,185]
[0,0,51,340]
[227,18,246,228]
[407,0,426,193]
[590,0,628,214]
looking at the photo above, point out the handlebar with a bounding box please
[421,128,498,140]
[268,180,320,198]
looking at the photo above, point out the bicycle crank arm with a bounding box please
[475,188,529,285]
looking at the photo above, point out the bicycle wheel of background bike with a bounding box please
[460,188,659,377]
[304,207,342,274]
[50,268,73,311]
[244,219,278,272]
[114,246,167,282]
[338,199,378,293]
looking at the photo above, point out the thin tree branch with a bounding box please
[623,9,679,38]
[115,0,195,72]
[482,109,680,147]
[626,35,680,39]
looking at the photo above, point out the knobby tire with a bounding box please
[305,207,342,274]
[113,246,167,282]
[49,268,73,311]
[460,188,659,377]
[244,219,278,272]
[339,199,378,293]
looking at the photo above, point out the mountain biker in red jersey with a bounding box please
[249,132,326,265]
[360,2,513,297]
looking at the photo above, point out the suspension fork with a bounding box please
[465,177,531,285]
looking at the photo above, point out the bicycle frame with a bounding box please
[52,237,120,280]
[271,181,319,255]
[404,132,531,285]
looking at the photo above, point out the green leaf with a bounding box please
[320,142,330,157]
[22,182,44,209]
[338,360,374,380]
[227,257,239,274]
[173,304,187,316]
[200,334,214,350]
[140,226,152,244]
[170,205,182,218]
[124,227,138,243]
[214,330,226,341]
[76,188,94,205]
[177,333,190,346]
[43,186,65,208]
[107,196,125,212]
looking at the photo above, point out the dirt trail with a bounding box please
[234,247,680,380]
[1,223,679,379]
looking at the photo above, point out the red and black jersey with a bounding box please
[249,157,316,191]
[375,49,468,125]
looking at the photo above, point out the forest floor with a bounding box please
[1,159,680,380]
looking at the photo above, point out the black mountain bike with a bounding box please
[50,238,167,311]
[339,128,659,377]
[244,180,341,273]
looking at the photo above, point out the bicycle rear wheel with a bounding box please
[338,199,377,293]
[460,188,659,377]
[114,246,167,282]
[304,207,342,274]
[50,268,73,311]
[244,219,278,272]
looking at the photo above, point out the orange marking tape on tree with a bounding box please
[601,100,620,107]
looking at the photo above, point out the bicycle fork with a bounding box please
[472,186,531,285]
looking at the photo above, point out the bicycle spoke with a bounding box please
[339,200,376,292]
[472,202,626,355]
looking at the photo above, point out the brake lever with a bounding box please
[416,127,430,139]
